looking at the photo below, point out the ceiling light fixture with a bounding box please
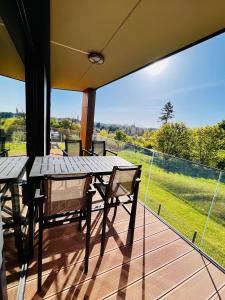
[88,52,104,64]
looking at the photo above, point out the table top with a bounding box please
[29,156,133,178]
[0,156,28,182]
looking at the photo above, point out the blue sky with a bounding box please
[1,32,225,128]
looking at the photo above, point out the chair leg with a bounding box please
[100,204,108,257]
[113,205,117,219]
[85,209,91,274]
[129,199,137,246]
[9,183,24,263]
[113,197,119,219]
[38,200,43,293]
[78,219,82,231]
[78,212,82,231]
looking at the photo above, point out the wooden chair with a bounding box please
[94,165,142,256]
[92,141,117,156]
[1,183,28,263]
[0,137,9,157]
[91,141,117,182]
[36,173,95,292]
[62,139,90,156]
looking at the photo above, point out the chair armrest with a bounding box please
[89,150,98,156]
[0,149,9,157]
[102,181,109,186]
[94,180,109,188]
[55,143,61,149]
[88,184,96,194]
[94,181,109,198]
[62,150,68,156]
[95,174,110,184]
[106,149,117,156]
[34,189,44,202]
[82,149,92,156]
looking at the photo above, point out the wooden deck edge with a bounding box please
[138,201,225,274]
[103,253,211,300]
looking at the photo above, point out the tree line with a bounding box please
[1,106,224,170]
[108,102,225,170]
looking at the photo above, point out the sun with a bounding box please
[145,58,169,76]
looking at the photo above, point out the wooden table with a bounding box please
[0,156,28,261]
[29,156,133,178]
[0,156,28,182]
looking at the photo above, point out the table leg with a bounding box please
[9,182,24,263]
[27,180,35,259]
[28,201,34,258]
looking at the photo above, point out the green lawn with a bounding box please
[119,150,225,267]
[6,142,26,156]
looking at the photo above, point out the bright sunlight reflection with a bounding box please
[145,58,169,76]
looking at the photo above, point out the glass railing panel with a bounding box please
[51,128,80,153]
[104,138,122,153]
[146,151,221,245]
[200,171,225,268]
[105,138,225,268]
[117,142,153,203]
[5,130,27,156]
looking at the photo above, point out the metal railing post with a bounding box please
[144,151,155,207]
[192,231,197,244]
[200,171,222,247]
[157,204,161,216]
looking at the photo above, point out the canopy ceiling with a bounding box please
[51,0,225,91]
[1,1,225,91]
[0,17,24,81]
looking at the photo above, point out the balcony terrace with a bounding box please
[6,199,225,300]
[1,1,225,299]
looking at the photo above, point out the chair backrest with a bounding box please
[0,137,6,151]
[42,173,92,216]
[107,165,142,198]
[92,141,106,156]
[65,139,82,156]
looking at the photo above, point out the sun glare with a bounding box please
[145,58,169,76]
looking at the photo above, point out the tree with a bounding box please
[142,129,155,149]
[70,123,80,131]
[50,117,60,128]
[115,130,127,141]
[216,150,225,170]
[217,120,225,150]
[96,122,101,129]
[155,122,191,159]
[59,119,72,129]
[0,112,13,119]
[99,129,108,137]
[218,120,225,131]
[159,101,174,124]
[190,125,224,167]
[20,109,26,122]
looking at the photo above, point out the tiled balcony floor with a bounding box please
[7,200,225,300]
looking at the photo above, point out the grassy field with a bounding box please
[5,142,26,156]
[119,150,225,267]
